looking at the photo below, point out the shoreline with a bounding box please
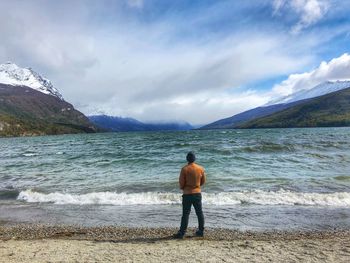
[1,225,350,262]
[1,224,350,242]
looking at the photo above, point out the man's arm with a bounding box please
[179,168,186,190]
[200,169,206,186]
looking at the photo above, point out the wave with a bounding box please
[334,175,350,181]
[22,153,38,157]
[241,143,295,153]
[17,189,350,207]
[0,189,20,199]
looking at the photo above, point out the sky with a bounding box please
[0,0,350,125]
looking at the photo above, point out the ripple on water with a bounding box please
[241,144,295,153]
[334,176,350,181]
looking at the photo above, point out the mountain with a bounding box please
[238,87,350,128]
[89,115,193,132]
[0,64,97,137]
[199,100,306,129]
[201,80,350,129]
[0,62,64,100]
[269,80,350,105]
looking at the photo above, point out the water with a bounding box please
[1,128,350,230]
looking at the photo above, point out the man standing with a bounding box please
[174,152,206,239]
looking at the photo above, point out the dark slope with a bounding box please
[0,84,97,136]
[89,115,193,132]
[238,87,350,128]
[200,100,306,129]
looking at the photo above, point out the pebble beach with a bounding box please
[1,225,350,262]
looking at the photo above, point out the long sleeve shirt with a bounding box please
[179,162,206,194]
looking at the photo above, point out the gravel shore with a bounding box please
[1,225,350,262]
[1,224,350,242]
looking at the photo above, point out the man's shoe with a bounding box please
[173,232,184,239]
[195,230,204,237]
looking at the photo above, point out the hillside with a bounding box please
[201,80,350,130]
[200,100,306,129]
[0,84,97,137]
[238,87,350,128]
[89,115,193,132]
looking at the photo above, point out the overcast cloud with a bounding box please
[271,53,350,96]
[1,0,350,124]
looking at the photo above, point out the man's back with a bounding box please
[179,163,205,194]
[174,152,206,239]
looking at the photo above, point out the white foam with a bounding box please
[17,189,350,207]
[22,153,37,157]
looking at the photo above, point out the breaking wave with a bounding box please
[22,153,38,157]
[17,189,350,207]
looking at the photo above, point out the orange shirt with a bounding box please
[179,162,206,194]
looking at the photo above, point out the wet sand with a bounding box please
[1,225,350,262]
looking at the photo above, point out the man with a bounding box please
[174,151,206,239]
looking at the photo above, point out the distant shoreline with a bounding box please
[2,125,350,139]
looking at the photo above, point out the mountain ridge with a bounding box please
[89,115,193,132]
[269,80,350,105]
[0,62,64,100]
[201,80,350,129]
[199,99,308,130]
[0,84,97,137]
[238,87,350,128]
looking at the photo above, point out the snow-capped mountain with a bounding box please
[0,62,63,100]
[270,80,350,105]
[202,80,350,129]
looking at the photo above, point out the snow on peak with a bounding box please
[269,80,350,105]
[0,62,64,100]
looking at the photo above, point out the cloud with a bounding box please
[273,0,287,15]
[123,35,311,102]
[0,1,97,76]
[272,53,350,97]
[0,0,349,125]
[83,90,270,125]
[127,0,143,9]
[273,0,329,34]
[71,31,313,124]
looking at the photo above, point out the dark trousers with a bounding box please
[179,193,204,234]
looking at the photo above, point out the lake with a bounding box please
[1,128,350,230]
